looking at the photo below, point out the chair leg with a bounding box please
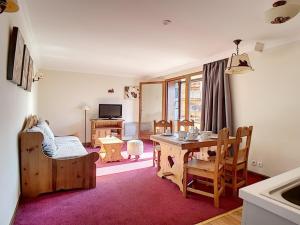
[157,151,161,171]
[153,149,156,167]
[213,178,219,208]
[244,165,248,186]
[220,174,225,197]
[232,170,238,194]
[183,167,187,198]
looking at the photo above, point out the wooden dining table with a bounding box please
[150,133,236,192]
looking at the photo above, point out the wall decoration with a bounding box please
[124,86,139,99]
[26,56,33,92]
[108,88,114,93]
[33,72,44,82]
[20,45,29,89]
[7,26,25,85]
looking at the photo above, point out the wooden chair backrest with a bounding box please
[177,119,194,131]
[215,128,230,173]
[153,120,173,134]
[233,126,253,165]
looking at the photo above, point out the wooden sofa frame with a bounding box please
[20,115,99,197]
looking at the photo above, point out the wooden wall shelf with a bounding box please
[91,119,124,148]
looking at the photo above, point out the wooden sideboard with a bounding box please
[91,119,124,148]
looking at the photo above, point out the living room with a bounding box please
[1,1,300,225]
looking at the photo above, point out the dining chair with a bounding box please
[183,128,230,208]
[225,126,253,194]
[177,119,194,132]
[178,119,196,159]
[153,120,173,170]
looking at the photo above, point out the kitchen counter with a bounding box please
[239,167,300,225]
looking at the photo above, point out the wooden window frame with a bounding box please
[138,71,203,138]
[165,71,203,123]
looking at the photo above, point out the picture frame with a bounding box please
[20,45,30,89]
[26,56,33,92]
[124,86,139,99]
[7,27,25,85]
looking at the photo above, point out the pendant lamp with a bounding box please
[225,39,254,75]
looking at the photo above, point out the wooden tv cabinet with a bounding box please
[90,119,124,148]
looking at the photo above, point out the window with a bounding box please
[166,73,202,131]
[167,78,186,131]
[189,75,202,129]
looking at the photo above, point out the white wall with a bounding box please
[37,70,140,142]
[231,40,300,177]
[0,14,38,225]
[141,83,163,123]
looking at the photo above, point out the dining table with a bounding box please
[150,133,236,192]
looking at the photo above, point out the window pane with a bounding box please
[180,82,185,121]
[189,76,202,129]
[167,79,186,131]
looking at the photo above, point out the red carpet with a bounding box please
[14,141,263,225]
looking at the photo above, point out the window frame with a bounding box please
[165,71,203,130]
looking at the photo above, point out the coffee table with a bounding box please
[98,136,124,162]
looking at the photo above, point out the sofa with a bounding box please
[20,115,99,197]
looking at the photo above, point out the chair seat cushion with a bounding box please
[225,156,245,165]
[186,159,222,172]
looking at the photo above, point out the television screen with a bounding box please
[99,104,122,119]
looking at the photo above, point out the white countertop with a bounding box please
[239,167,300,225]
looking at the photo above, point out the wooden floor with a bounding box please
[196,207,242,225]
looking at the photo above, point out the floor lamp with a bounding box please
[82,105,90,147]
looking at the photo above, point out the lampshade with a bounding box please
[225,53,254,75]
[265,0,300,24]
[5,0,19,12]
[82,105,90,111]
[226,39,254,75]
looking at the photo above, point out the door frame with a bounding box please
[138,81,166,138]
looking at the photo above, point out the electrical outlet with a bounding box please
[258,161,263,168]
[251,160,257,166]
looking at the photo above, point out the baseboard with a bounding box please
[248,170,269,180]
[9,194,20,225]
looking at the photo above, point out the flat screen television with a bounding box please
[99,104,122,119]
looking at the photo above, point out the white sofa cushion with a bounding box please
[37,120,55,140]
[28,126,58,157]
[53,136,88,159]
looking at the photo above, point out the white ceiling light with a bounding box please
[226,39,254,75]
[265,0,300,24]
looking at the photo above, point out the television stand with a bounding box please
[90,119,124,148]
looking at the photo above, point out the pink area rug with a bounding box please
[14,141,263,225]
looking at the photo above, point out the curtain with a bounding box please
[200,58,233,134]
